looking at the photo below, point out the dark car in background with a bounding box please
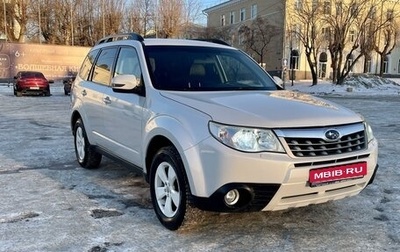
[63,76,76,95]
[13,71,53,96]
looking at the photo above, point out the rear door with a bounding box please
[77,47,117,146]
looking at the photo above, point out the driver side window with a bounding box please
[114,47,141,78]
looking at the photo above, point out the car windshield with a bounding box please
[145,46,278,91]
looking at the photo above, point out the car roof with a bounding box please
[93,37,235,51]
[143,38,233,48]
[19,71,44,74]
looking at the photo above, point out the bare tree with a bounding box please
[374,17,400,76]
[157,0,184,38]
[323,0,399,84]
[123,0,154,36]
[289,0,324,85]
[238,17,281,68]
[0,0,30,42]
[199,26,232,42]
[73,0,95,46]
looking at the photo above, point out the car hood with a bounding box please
[161,90,362,128]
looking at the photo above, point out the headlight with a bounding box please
[209,121,285,153]
[364,122,375,143]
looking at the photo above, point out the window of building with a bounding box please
[240,8,246,21]
[397,59,400,73]
[239,32,244,45]
[221,14,226,26]
[349,30,355,42]
[336,2,342,16]
[383,56,389,73]
[323,1,331,15]
[295,0,303,10]
[322,27,331,40]
[387,9,394,22]
[369,6,376,19]
[290,50,299,70]
[346,54,353,72]
[312,0,318,12]
[351,3,358,17]
[318,52,328,78]
[363,55,371,73]
[251,4,257,19]
[230,11,235,24]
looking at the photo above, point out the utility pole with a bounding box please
[38,1,42,44]
[71,2,74,46]
[3,0,6,42]
[102,0,105,37]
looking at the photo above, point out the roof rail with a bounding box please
[192,38,231,46]
[95,33,144,45]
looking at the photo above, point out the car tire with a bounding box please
[73,119,102,169]
[150,146,188,230]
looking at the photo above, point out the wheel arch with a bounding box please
[145,135,174,182]
[143,113,210,195]
[70,111,82,135]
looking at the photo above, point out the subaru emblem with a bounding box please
[324,129,341,141]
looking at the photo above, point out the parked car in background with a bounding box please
[63,76,76,95]
[13,71,53,96]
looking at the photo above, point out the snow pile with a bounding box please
[286,75,400,96]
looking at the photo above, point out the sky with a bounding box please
[197,0,228,25]
[202,0,227,9]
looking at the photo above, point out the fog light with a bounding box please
[224,189,239,206]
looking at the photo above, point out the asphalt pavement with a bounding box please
[0,83,399,252]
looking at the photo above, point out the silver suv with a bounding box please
[70,33,378,230]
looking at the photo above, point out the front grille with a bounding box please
[285,130,366,157]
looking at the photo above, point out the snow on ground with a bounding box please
[285,74,400,96]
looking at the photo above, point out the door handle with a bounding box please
[103,96,111,104]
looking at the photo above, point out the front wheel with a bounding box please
[73,119,102,169]
[150,146,188,230]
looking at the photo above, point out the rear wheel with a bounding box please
[150,146,188,230]
[73,119,102,169]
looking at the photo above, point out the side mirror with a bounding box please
[112,74,141,91]
[273,76,284,89]
[49,80,54,84]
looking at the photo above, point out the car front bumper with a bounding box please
[185,136,379,212]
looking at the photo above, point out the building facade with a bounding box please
[204,0,400,81]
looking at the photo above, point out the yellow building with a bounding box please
[204,0,400,81]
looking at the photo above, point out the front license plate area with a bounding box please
[309,162,367,187]
[30,87,40,90]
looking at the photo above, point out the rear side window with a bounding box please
[78,49,99,80]
[92,48,117,86]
